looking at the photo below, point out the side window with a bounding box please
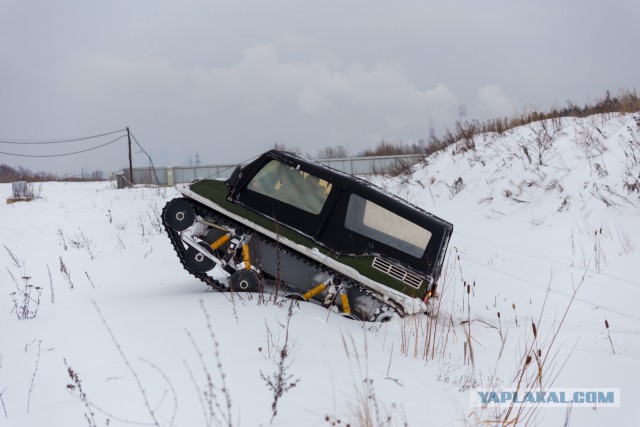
[247,159,332,215]
[344,194,431,258]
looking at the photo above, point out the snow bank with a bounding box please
[1,113,639,426]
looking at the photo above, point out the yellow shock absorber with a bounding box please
[302,283,326,301]
[340,293,351,315]
[210,233,231,250]
[242,243,251,270]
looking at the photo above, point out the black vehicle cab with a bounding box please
[225,150,453,296]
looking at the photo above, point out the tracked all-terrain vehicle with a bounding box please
[162,150,453,321]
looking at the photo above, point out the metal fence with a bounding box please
[116,154,425,188]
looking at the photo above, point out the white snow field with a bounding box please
[1,112,639,426]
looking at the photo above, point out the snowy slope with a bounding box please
[1,112,639,426]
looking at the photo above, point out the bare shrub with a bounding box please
[622,119,640,166]
[64,303,178,426]
[185,300,235,427]
[84,271,96,288]
[4,246,42,320]
[574,121,608,176]
[425,88,640,158]
[138,219,148,243]
[10,181,42,200]
[497,271,586,425]
[57,228,68,251]
[26,340,42,413]
[623,174,640,193]
[520,143,532,164]
[93,301,167,427]
[272,142,301,154]
[448,177,465,198]
[65,361,102,427]
[604,319,616,355]
[361,139,428,157]
[455,121,477,152]
[530,120,557,166]
[593,227,606,273]
[261,300,299,422]
[46,263,55,304]
[59,257,74,289]
[371,156,423,178]
[613,222,635,255]
[67,229,96,260]
[330,332,406,427]
[317,145,349,159]
[621,125,640,194]
[146,201,164,234]
[9,275,42,320]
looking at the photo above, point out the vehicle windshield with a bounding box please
[247,159,332,214]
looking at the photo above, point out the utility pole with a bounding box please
[127,127,133,185]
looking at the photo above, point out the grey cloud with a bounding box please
[193,44,459,128]
[476,85,516,118]
[0,0,637,175]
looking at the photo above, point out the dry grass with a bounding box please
[366,88,640,164]
[326,332,407,427]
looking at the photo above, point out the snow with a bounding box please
[2,112,639,426]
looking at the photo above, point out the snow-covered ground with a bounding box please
[2,112,639,426]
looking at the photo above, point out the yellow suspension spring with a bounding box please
[302,283,326,301]
[210,234,231,250]
[242,243,251,270]
[340,293,351,315]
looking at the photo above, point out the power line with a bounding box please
[129,131,161,185]
[128,130,254,183]
[0,135,127,158]
[0,128,127,145]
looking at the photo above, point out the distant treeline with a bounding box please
[4,88,638,182]
[309,88,640,159]
[0,164,105,183]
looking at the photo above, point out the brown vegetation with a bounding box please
[0,163,105,183]
[363,88,640,160]
[430,88,640,156]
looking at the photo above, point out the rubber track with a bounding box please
[162,197,400,319]
[162,199,226,291]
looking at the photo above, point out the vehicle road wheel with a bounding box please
[229,269,261,292]
[164,199,196,232]
[185,242,216,273]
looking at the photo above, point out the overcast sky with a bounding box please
[1,0,638,176]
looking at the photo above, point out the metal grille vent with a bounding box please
[372,257,423,289]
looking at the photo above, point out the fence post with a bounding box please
[127,127,133,185]
[167,166,174,186]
